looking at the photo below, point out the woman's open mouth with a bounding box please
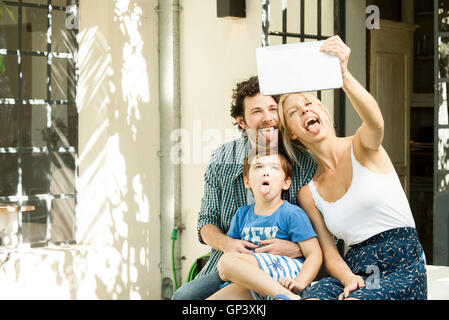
[304,116,321,134]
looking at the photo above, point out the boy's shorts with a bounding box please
[250,252,304,300]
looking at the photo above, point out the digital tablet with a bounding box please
[256,40,343,96]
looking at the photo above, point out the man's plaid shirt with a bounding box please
[196,136,317,278]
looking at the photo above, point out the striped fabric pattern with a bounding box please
[252,253,303,281]
[250,253,304,300]
[196,136,317,278]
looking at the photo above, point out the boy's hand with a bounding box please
[224,238,259,254]
[255,238,303,258]
[278,277,304,295]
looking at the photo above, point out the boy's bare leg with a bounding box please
[206,283,253,300]
[218,252,300,300]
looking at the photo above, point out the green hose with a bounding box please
[171,228,179,291]
[171,226,211,288]
[186,252,211,283]
[186,259,198,283]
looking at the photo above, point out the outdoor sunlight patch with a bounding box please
[114,0,150,137]
[133,174,149,223]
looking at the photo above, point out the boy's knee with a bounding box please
[218,252,241,269]
[217,252,241,280]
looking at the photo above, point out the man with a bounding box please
[172,76,317,300]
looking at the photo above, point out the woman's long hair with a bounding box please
[278,92,335,164]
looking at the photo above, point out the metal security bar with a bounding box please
[267,0,329,42]
[261,0,346,136]
[0,0,78,249]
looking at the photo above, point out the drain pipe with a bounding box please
[157,0,182,299]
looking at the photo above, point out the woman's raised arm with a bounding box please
[321,36,384,151]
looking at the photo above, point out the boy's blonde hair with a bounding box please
[278,92,335,164]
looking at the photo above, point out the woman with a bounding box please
[277,35,427,300]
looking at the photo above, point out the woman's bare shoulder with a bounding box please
[297,184,314,208]
[352,132,394,173]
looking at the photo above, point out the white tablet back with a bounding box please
[256,41,343,96]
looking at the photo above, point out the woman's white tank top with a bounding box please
[307,144,415,246]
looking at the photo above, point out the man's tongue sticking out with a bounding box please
[259,128,276,143]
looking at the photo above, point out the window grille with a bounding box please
[0,0,78,248]
[261,0,346,136]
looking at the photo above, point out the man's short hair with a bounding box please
[230,76,280,129]
[243,150,293,181]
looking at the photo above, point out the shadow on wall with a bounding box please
[46,0,153,299]
[75,0,154,299]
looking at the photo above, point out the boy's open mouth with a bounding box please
[260,180,271,195]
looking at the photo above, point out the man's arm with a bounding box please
[200,224,258,254]
[197,148,225,245]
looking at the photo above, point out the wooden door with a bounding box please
[369,19,417,197]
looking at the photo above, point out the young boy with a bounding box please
[206,150,322,300]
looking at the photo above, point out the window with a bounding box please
[0,0,78,248]
[261,0,346,135]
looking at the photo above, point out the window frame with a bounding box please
[0,0,79,249]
